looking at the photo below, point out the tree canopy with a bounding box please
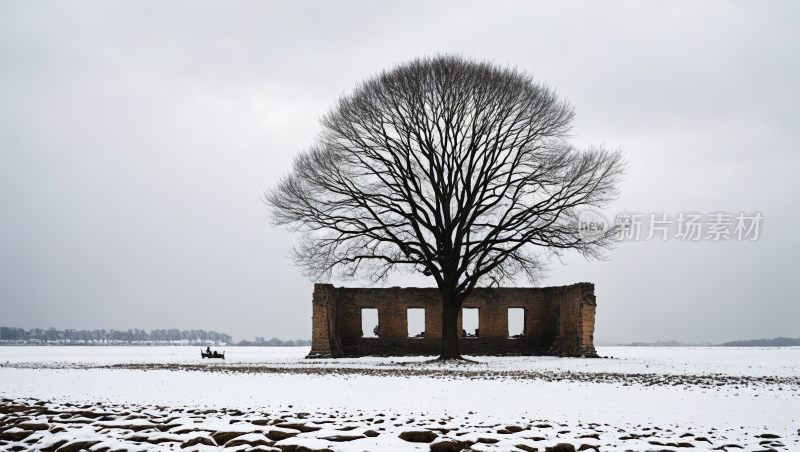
[266,55,625,358]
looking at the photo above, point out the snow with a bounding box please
[3,345,798,379]
[1,346,798,451]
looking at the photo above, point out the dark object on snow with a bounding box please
[398,431,438,443]
[545,444,576,452]
[201,349,225,359]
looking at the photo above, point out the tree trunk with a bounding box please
[439,295,461,359]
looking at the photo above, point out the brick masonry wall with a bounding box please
[308,283,598,358]
[310,284,343,357]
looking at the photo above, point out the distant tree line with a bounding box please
[619,337,800,347]
[236,337,312,347]
[622,340,716,347]
[0,326,232,345]
[0,326,311,347]
[719,337,800,347]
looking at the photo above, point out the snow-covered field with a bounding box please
[1,346,797,451]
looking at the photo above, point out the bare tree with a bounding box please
[265,55,625,359]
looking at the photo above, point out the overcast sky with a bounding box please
[1,1,798,344]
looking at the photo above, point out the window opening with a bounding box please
[407,308,425,337]
[462,308,479,337]
[362,308,379,337]
[509,308,525,338]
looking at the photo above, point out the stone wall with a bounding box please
[308,283,598,358]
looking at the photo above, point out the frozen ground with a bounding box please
[1,346,798,451]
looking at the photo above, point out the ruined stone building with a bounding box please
[308,283,598,358]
